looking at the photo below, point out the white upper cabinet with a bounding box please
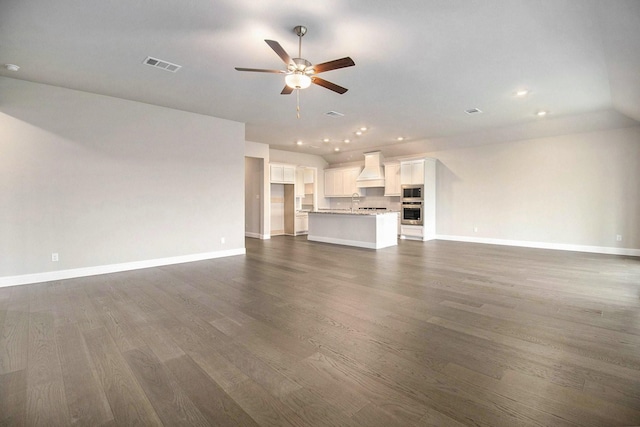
[303,168,314,184]
[384,163,401,196]
[400,160,425,185]
[283,165,295,183]
[343,167,361,196]
[295,167,305,197]
[324,166,362,197]
[270,164,296,184]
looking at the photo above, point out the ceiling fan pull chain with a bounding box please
[296,89,301,119]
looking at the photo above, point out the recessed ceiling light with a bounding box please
[344,139,350,143]
[537,110,548,117]
[323,138,330,142]
[465,108,483,115]
[515,89,530,97]
[360,127,367,131]
[355,131,362,136]
[397,137,404,141]
[334,147,340,152]
[296,140,303,146]
[4,64,20,72]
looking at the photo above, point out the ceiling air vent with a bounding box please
[143,56,182,73]
[325,111,345,118]
[465,108,483,115]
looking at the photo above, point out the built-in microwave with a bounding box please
[401,202,423,225]
[401,184,423,201]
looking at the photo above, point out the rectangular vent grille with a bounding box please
[143,56,182,73]
[465,108,483,115]
[325,111,345,118]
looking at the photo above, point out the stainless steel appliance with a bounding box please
[401,202,423,225]
[401,184,423,201]
[401,184,424,225]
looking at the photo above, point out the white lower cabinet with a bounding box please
[295,212,309,235]
[401,224,423,239]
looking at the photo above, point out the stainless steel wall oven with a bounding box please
[401,202,423,225]
[401,184,424,225]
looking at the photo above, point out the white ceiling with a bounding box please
[1,0,639,163]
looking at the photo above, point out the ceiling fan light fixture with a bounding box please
[285,72,311,89]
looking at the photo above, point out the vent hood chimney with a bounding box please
[356,151,385,188]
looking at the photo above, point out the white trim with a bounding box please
[245,232,271,240]
[436,235,640,257]
[0,248,246,288]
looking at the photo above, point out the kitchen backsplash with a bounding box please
[329,187,401,211]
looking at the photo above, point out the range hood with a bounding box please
[356,151,385,188]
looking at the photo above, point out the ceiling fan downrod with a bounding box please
[294,25,307,59]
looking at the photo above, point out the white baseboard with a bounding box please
[245,232,270,240]
[0,248,246,288]
[436,235,640,257]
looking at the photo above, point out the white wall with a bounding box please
[430,126,640,251]
[0,77,246,285]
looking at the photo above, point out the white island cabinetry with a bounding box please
[308,211,398,249]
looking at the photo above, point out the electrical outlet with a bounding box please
[221,237,225,244]
[474,227,478,233]
[616,235,622,242]
[51,253,59,262]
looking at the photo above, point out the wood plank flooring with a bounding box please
[1,237,640,426]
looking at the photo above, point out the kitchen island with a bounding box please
[308,210,398,249]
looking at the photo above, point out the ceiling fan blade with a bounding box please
[265,40,293,66]
[312,57,355,74]
[235,67,285,73]
[281,85,294,95]
[311,77,348,94]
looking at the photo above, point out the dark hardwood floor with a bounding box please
[1,237,640,426]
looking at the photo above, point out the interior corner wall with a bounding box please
[0,77,246,284]
[245,140,270,238]
[244,157,263,237]
[431,125,640,251]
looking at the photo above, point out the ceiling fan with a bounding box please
[235,25,355,96]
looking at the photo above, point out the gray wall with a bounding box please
[245,141,270,238]
[244,157,263,237]
[431,126,640,249]
[0,77,245,279]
